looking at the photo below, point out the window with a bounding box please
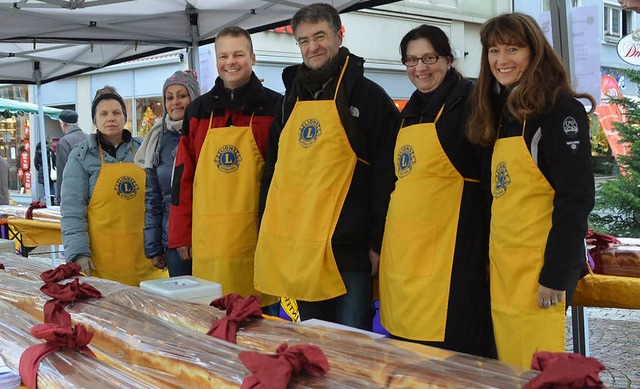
[604,4,634,40]
[135,96,162,137]
[542,0,579,12]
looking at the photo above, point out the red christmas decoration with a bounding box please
[24,171,31,189]
[20,151,30,170]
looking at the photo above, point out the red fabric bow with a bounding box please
[239,343,330,389]
[40,279,102,302]
[523,351,606,389]
[26,201,46,220]
[40,262,82,283]
[19,322,96,389]
[41,279,102,325]
[586,229,620,274]
[207,294,262,342]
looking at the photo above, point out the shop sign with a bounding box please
[617,31,640,65]
[17,167,23,178]
[20,151,29,170]
[23,171,31,189]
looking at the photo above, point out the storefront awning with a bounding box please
[0,98,61,120]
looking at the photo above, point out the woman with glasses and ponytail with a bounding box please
[379,24,496,358]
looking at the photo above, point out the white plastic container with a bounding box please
[139,275,222,305]
[0,239,15,254]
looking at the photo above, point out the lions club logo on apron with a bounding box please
[397,145,416,178]
[114,176,140,200]
[215,145,242,173]
[298,118,322,148]
[493,162,511,198]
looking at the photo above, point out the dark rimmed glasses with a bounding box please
[403,54,440,67]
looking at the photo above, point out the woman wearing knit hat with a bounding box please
[60,85,167,286]
[135,70,201,276]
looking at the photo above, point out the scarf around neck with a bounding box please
[135,116,182,169]
[290,47,350,102]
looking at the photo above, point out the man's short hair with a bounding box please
[216,26,254,54]
[291,3,342,36]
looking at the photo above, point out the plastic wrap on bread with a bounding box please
[0,259,538,388]
[0,273,385,388]
[601,246,640,278]
[0,300,163,388]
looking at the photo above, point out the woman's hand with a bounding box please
[151,255,166,270]
[538,284,564,309]
[74,255,95,276]
[177,246,192,261]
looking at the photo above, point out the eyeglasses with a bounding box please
[403,54,440,67]
[296,32,332,47]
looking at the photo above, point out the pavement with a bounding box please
[566,307,640,388]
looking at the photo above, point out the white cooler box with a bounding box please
[139,276,222,305]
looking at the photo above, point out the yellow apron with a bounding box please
[380,107,465,341]
[88,145,166,286]
[490,120,565,367]
[192,113,278,307]
[255,57,356,301]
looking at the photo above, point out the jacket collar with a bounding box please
[210,72,266,112]
[282,49,365,100]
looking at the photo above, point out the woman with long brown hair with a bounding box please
[467,12,595,367]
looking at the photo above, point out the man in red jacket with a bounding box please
[169,26,282,313]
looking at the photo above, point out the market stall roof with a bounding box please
[0,0,398,84]
[0,97,61,119]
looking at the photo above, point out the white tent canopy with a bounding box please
[0,0,397,206]
[0,0,397,84]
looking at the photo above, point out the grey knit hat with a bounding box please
[163,70,201,114]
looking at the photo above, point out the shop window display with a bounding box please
[0,114,31,193]
[135,96,162,136]
[0,85,63,196]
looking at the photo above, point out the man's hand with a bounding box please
[537,284,565,309]
[369,249,380,277]
[151,255,166,270]
[74,255,95,276]
[177,246,192,261]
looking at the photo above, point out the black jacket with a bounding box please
[260,52,400,273]
[492,91,595,291]
[398,72,495,358]
[34,143,56,185]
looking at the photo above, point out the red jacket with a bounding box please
[168,74,282,248]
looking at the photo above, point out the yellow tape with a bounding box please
[280,297,300,322]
